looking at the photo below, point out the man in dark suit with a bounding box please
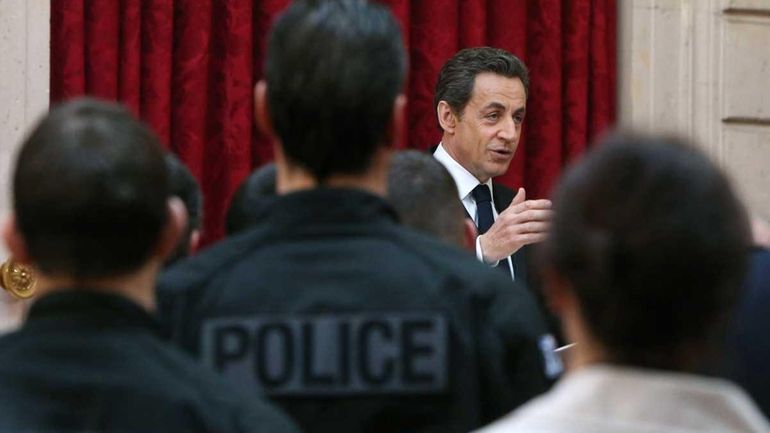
[431,47,551,284]
[431,48,561,342]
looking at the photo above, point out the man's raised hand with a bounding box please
[478,188,552,263]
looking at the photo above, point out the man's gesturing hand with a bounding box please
[478,188,552,263]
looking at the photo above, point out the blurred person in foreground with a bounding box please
[476,134,770,433]
[158,1,558,432]
[387,150,477,249]
[0,98,299,433]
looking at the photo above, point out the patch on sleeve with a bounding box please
[201,312,449,396]
[538,334,564,379]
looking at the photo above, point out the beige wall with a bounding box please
[0,0,50,257]
[619,0,770,222]
[0,0,50,330]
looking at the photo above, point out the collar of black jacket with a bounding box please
[25,290,163,335]
[264,187,400,229]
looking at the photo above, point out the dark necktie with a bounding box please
[471,184,494,234]
[471,184,512,278]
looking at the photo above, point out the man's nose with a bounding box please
[497,117,518,142]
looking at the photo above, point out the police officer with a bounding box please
[158,1,560,432]
[0,98,299,433]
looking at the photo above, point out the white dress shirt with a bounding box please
[433,143,515,279]
[474,365,770,433]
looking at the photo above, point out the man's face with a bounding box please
[447,73,527,183]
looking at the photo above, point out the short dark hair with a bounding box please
[541,134,750,370]
[434,47,529,118]
[265,0,406,182]
[226,163,276,235]
[165,153,202,265]
[387,151,465,246]
[13,98,169,279]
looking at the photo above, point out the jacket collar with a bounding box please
[264,187,400,230]
[26,290,162,335]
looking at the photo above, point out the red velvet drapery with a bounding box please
[51,0,616,246]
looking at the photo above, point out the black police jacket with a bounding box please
[0,290,299,433]
[158,188,560,433]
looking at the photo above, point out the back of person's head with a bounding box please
[434,46,529,118]
[387,151,472,247]
[165,153,202,265]
[542,133,750,371]
[9,98,170,279]
[264,0,407,182]
[226,163,276,235]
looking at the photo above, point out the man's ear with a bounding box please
[156,198,187,261]
[462,217,477,251]
[1,214,31,265]
[254,80,275,139]
[437,101,458,134]
[386,94,407,148]
[188,229,201,255]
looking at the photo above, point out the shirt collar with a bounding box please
[433,143,494,201]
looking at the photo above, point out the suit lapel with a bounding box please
[492,182,515,211]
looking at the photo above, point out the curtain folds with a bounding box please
[51,0,616,245]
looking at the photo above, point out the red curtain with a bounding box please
[51,0,616,246]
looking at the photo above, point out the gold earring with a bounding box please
[0,259,36,299]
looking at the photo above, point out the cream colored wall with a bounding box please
[619,0,770,222]
[0,0,50,330]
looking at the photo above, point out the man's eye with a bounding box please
[486,113,500,121]
[514,115,524,124]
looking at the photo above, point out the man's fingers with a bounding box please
[495,209,553,226]
[508,198,552,214]
[510,188,526,207]
[519,232,548,246]
[518,221,549,234]
[525,199,552,210]
[518,208,553,222]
